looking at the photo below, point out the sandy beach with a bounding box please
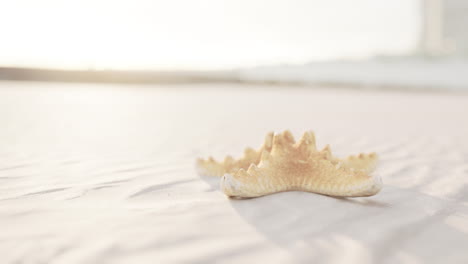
[0,81,467,263]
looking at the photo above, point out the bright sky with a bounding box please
[0,0,420,70]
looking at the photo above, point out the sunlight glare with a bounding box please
[0,0,419,70]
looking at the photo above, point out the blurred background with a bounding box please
[0,0,466,90]
[1,2,468,263]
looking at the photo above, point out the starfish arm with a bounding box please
[340,153,378,174]
[197,132,273,176]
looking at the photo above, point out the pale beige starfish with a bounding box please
[196,132,274,177]
[220,131,382,198]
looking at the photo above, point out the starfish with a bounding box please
[196,132,274,177]
[209,131,382,198]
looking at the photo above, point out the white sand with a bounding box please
[0,81,467,263]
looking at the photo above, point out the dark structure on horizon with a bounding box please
[0,67,234,84]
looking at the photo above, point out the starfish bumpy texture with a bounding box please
[196,132,273,177]
[197,131,382,198]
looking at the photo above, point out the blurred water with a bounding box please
[238,59,468,91]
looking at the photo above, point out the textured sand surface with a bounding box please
[0,81,467,263]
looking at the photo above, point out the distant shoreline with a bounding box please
[1,65,467,95]
[0,67,236,84]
